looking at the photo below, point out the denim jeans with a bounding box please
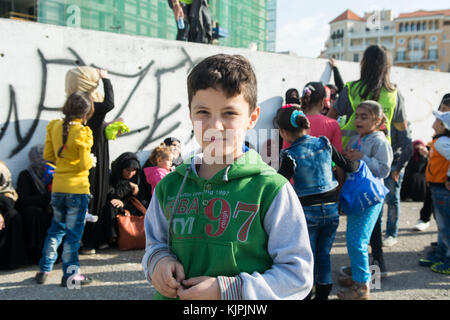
[384,170,404,238]
[303,202,339,285]
[39,193,90,277]
[346,202,383,284]
[430,185,450,261]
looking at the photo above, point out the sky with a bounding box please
[276,0,450,58]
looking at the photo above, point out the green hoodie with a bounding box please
[153,150,288,299]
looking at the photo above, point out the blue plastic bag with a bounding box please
[339,160,389,215]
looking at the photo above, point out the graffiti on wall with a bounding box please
[0,46,200,159]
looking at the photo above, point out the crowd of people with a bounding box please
[0,46,449,300]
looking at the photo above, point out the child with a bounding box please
[35,91,95,287]
[274,106,360,300]
[142,54,314,300]
[163,137,183,167]
[419,111,450,274]
[144,144,174,195]
[337,100,393,300]
[301,82,343,152]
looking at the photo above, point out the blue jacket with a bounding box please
[281,135,338,197]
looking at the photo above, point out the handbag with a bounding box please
[339,160,389,215]
[116,196,147,251]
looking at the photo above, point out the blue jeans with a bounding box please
[303,202,339,285]
[39,193,90,277]
[430,185,450,261]
[346,202,383,284]
[384,170,404,238]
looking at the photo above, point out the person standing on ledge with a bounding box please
[169,0,212,44]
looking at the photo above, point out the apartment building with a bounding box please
[324,8,450,72]
[324,9,396,63]
[394,10,450,72]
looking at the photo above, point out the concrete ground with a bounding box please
[0,201,448,300]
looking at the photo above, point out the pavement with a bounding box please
[0,201,448,300]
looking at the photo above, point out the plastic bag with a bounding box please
[339,160,389,215]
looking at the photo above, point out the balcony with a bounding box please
[348,28,396,39]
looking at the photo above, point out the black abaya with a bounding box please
[82,78,115,249]
[15,170,53,263]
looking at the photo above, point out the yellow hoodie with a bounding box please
[43,119,93,194]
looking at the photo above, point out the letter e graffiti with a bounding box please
[66,265,81,290]
[66,5,81,28]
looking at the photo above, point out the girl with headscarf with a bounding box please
[65,66,115,253]
[0,161,29,269]
[16,145,54,263]
[103,152,151,246]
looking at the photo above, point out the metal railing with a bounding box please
[2,11,36,22]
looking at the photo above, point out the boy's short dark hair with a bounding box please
[187,54,258,113]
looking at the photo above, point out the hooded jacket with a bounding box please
[142,149,313,300]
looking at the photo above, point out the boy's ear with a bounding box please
[248,105,260,129]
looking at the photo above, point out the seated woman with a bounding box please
[15,145,54,263]
[103,152,151,246]
[0,161,29,270]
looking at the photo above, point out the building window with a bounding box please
[399,23,404,32]
[398,38,405,45]
[422,22,427,30]
[443,48,446,57]
[397,51,405,61]
[353,54,359,62]
[429,65,436,71]
[405,23,410,32]
[411,23,416,32]
[429,49,438,60]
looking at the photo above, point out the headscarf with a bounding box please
[0,161,18,201]
[285,88,300,105]
[65,66,103,103]
[110,152,141,187]
[27,144,47,195]
[412,140,426,161]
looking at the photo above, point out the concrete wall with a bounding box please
[1,19,450,184]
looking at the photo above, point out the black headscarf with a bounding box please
[285,88,300,105]
[110,152,141,187]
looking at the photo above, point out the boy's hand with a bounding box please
[152,257,185,299]
[110,199,124,208]
[177,276,221,300]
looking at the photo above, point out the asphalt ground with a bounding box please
[0,201,448,301]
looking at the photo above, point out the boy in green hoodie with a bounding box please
[142,54,314,300]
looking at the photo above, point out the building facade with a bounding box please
[0,0,276,52]
[324,8,450,72]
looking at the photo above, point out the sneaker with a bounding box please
[419,251,443,267]
[383,236,398,247]
[414,220,430,231]
[431,261,450,275]
[35,272,49,284]
[339,266,352,277]
[79,247,96,255]
[61,274,93,287]
[85,212,98,223]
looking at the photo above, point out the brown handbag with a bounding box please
[116,196,147,251]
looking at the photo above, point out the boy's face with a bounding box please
[432,119,446,135]
[190,87,260,164]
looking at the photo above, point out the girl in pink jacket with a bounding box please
[144,144,174,194]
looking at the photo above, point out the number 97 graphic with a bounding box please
[204,199,259,242]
